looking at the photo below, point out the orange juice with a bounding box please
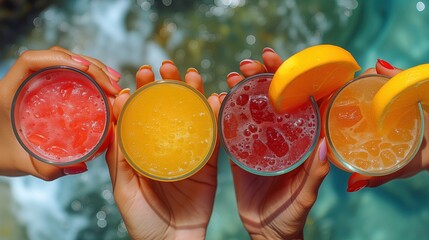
[118,80,217,181]
[322,74,424,175]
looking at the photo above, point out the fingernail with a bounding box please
[187,67,199,73]
[162,59,175,66]
[107,67,121,79]
[263,47,275,53]
[118,88,130,96]
[377,59,394,70]
[347,180,369,192]
[219,92,228,97]
[139,65,152,71]
[211,93,219,97]
[110,79,122,91]
[227,72,240,79]
[63,165,88,175]
[71,55,91,66]
[318,138,327,162]
[240,59,254,67]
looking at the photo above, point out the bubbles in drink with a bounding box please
[221,75,318,173]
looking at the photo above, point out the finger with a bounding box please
[239,59,267,77]
[261,47,283,73]
[29,158,87,181]
[207,94,221,119]
[136,65,155,89]
[86,63,122,95]
[299,138,330,195]
[50,46,122,83]
[360,68,377,75]
[160,60,182,81]
[218,92,227,104]
[376,59,403,77]
[113,89,131,120]
[185,68,204,94]
[105,124,136,190]
[226,72,245,89]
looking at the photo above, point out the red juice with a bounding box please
[12,66,111,165]
[219,73,320,175]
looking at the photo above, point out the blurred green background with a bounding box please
[1,0,429,239]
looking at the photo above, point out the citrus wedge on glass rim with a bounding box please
[372,63,429,129]
[268,44,361,113]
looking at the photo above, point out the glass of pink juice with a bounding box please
[219,73,320,176]
[11,66,112,166]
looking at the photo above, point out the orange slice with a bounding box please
[372,63,429,128]
[269,44,361,112]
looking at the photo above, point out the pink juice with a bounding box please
[219,73,320,175]
[12,66,111,165]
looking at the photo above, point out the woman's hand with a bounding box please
[224,48,330,240]
[105,61,221,240]
[0,46,121,180]
[347,59,429,192]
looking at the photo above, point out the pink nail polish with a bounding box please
[263,47,275,54]
[63,165,88,175]
[71,55,91,66]
[347,180,369,192]
[110,79,122,91]
[240,59,253,67]
[227,72,240,79]
[319,138,327,162]
[107,67,121,79]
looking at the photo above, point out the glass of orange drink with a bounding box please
[321,74,425,176]
[118,80,217,182]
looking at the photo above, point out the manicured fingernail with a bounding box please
[162,59,175,66]
[187,67,199,73]
[107,67,121,79]
[318,138,327,162]
[71,55,91,66]
[110,79,122,91]
[63,165,88,175]
[377,59,394,70]
[263,47,275,53]
[139,65,152,71]
[211,93,219,97]
[227,72,240,79]
[118,88,130,96]
[219,92,227,97]
[347,180,369,192]
[240,59,254,67]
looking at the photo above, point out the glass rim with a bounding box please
[219,73,321,176]
[11,65,111,166]
[118,79,218,182]
[324,74,425,176]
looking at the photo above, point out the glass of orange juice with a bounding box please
[321,74,425,176]
[118,80,217,182]
[12,66,112,166]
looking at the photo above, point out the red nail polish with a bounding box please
[63,164,88,175]
[377,59,394,70]
[240,59,253,67]
[347,180,369,192]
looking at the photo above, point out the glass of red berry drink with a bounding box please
[11,66,112,166]
[219,73,320,175]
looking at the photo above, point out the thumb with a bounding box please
[301,138,330,195]
[376,59,403,77]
